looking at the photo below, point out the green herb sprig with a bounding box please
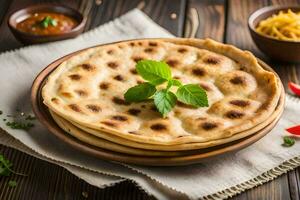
[0,154,13,176]
[124,60,209,117]
[0,154,27,177]
[0,154,27,188]
[39,16,57,28]
[282,136,295,147]
[8,180,17,188]
[6,121,34,130]
[1,109,36,131]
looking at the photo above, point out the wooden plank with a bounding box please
[0,145,155,200]
[0,0,11,24]
[226,0,269,53]
[288,169,300,200]
[85,0,186,36]
[186,0,225,41]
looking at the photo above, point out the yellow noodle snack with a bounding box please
[256,9,300,41]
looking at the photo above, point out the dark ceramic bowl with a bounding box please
[8,4,87,44]
[248,5,300,62]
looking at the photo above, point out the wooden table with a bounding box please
[0,0,299,199]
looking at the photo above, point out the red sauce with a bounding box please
[16,12,78,35]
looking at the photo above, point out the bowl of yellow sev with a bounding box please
[248,5,300,62]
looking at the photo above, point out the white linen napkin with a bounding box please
[0,9,300,200]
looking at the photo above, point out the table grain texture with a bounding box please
[0,0,300,199]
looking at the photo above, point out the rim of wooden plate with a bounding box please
[31,39,285,166]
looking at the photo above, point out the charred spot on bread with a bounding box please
[128,108,141,116]
[112,97,130,105]
[201,122,218,130]
[107,49,115,54]
[239,66,247,71]
[192,68,206,76]
[132,56,144,63]
[229,100,250,107]
[166,59,179,68]
[51,97,59,104]
[178,48,187,53]
[69,104,81,112]
[144,48,154,53]
[204,56,221,65]
[112,115,128,121]
[130,68,138,74]
[107,61,119,69]
[86,104,101,112]
[68,74,81,80]
[80,64,94,71]
[61,92,73,98]
[150,123,167,131]
[150,105,158,111]
[174,110,181,115]
[114,75,124,81]
[101,121,116,127]
[225,110,244,119]
[149,42,157,46]
[99,82,109,90]
[230,76,245,85]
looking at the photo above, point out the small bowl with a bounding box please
[8,4,87,44]
[248,5,300,62]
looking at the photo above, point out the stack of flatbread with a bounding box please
[41,38,283,157]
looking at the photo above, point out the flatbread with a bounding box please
[50,86,284,151]
[50,110,196,156]
[42,38,281,145]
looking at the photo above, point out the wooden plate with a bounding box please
[31,40,285,166]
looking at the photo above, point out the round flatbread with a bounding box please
[42,38,281,145]
[50,87,284,151]
[50,110,198,156]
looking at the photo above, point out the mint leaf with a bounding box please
[124,82,156,102]
[136,60,171,85]
[176,84,208,107]
[154,90,177,117]
[124,59,210,117]
[167,79,182,89]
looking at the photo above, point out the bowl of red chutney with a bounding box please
[8,4,87,44]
